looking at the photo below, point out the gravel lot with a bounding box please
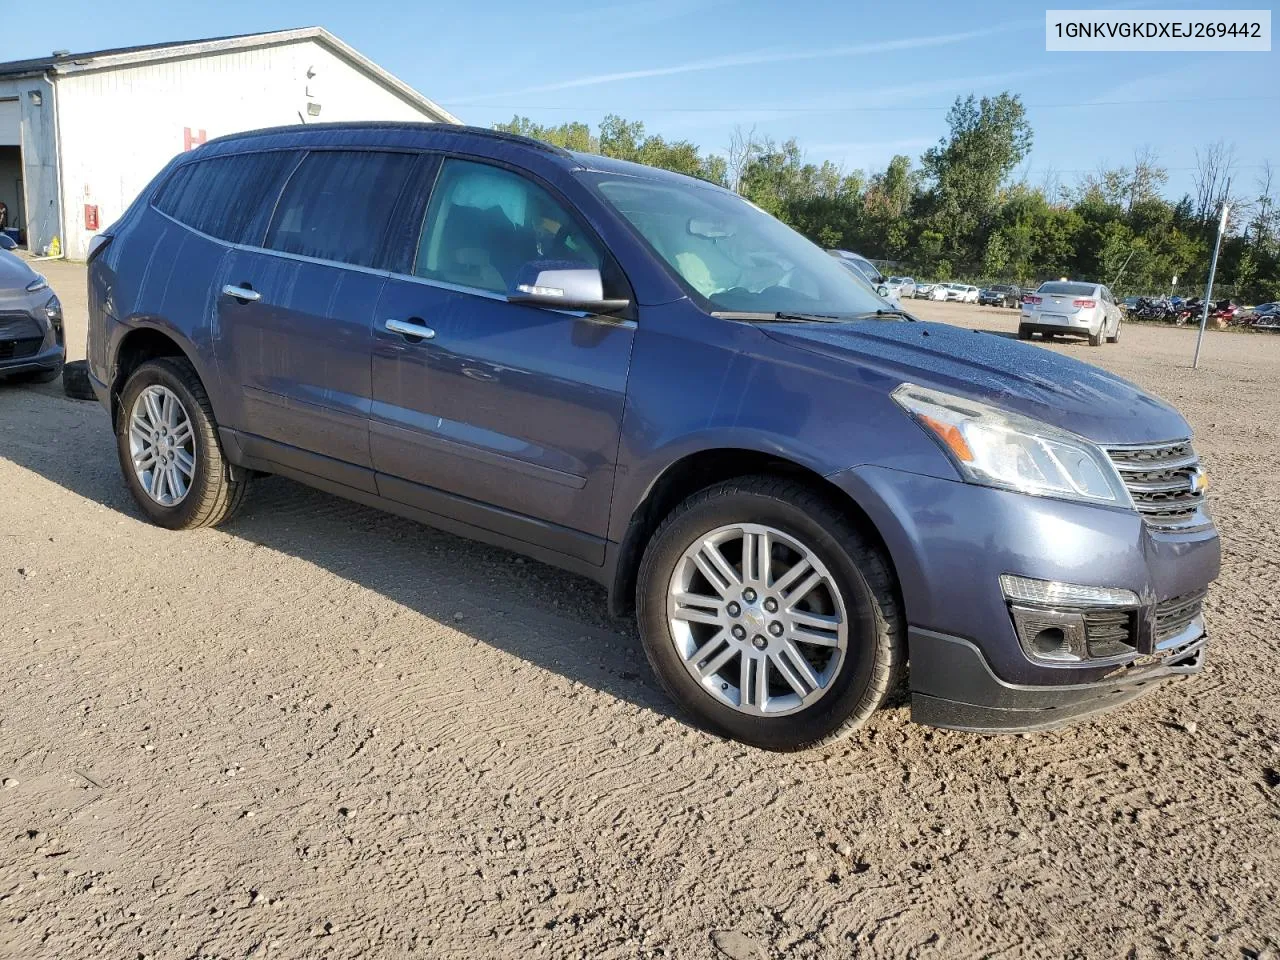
[2,261,1278,959]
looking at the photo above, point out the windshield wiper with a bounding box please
[843,309,913,321]
[711,310,842,323]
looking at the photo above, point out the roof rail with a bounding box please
[203,121,573,158]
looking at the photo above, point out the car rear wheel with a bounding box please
[116,357,249,530]
[1106,319,1121,344]
[1088,323,1104,347]
[636,476,904,750]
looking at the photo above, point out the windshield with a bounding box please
[1038,281,1096,296]
[586,174,885,315]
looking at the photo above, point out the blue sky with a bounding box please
[6,0,1277,199]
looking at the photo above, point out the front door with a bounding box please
[369,157,635,563]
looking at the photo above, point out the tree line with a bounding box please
[496,94,1279,302]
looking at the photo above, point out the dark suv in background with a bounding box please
[979,284,1021,308]
[86,123,1219,749]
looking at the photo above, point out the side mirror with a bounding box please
[877,284,891,298]
[507,261,629,314]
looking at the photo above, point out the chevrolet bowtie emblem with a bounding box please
[1189,468,1209,495]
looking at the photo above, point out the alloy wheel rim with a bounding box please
[667,522,848,717]
[128,385,196,507]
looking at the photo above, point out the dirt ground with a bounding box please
[2,260,1278,960]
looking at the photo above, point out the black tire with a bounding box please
[1087,324,1103,347]
[61,359,96,399]
[115,357,249,530]
[636,476,904,751]
[1017,325,1031,340]
[1106,320,1121,344]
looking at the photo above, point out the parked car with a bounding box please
[827,250,886,285]
[888,276,916,299]
[1019,280,1123,346]
[1121,295,1142,314]
[913,281,935,299]
[0,248,64,383]
[0,233,17,251]
[87,122,1218,749]
[831,258,902,310]
[961,284,980,303]
[979,284,1020,308]
[927,283,951,301]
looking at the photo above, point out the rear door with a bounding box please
[369,156,635,563]
[214,149,433,491]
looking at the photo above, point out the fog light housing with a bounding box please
[1009,605,1089,662]
[1001,575,1141,665]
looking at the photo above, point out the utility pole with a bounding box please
[1109,250,1135,291]
[1193,192,1231,369]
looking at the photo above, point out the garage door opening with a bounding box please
[0,96,23,246]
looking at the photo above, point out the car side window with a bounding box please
[265,150,423,270]
[154,150,301,244]
[415,158,604,295]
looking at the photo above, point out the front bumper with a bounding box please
[0,321,64,378]
[827,465,1220,731]
[908,626,1205,732]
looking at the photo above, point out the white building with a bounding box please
[0,27,459,260]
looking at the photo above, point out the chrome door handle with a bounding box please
[385,318,435,340]
[221,284,260,302]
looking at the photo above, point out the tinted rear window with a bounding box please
[264,150,424,270]
[154,151,301,243]
[1038,281,1096,296]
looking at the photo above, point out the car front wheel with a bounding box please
[636,476,904,750]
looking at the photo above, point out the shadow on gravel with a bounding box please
[0,385,684,724]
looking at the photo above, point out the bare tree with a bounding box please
[1246,160,1276,243]
[1129,145,1168,210]
[726,125,762,195]
[1192,141,1237,224]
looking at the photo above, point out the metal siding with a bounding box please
[55,39,443,259]
[0,76,60,254]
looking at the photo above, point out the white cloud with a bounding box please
[449,24,1029,104]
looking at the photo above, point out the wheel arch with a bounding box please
[607,447,903,620]
[109,324,209,429]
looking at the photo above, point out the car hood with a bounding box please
[0,250,39,291]
[763,319,1189,444]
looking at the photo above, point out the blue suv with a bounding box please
[86,123,1219,749]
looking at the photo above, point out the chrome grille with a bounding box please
[1104,440,1206,529]
[1155,589,1206,645]
[1082,608,1137,659]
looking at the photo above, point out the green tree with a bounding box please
[918,93,1034,266]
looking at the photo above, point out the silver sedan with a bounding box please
[0,250,65,382]
[1018,280,1122,347]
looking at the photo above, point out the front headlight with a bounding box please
[892,383,1132,507]
[45,295,62,325]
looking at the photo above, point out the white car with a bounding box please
[1018,280,1123,346]
[888,276,916,299]
[913,281,935,299]
[960,284,980,303]
[927,284,952,301]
